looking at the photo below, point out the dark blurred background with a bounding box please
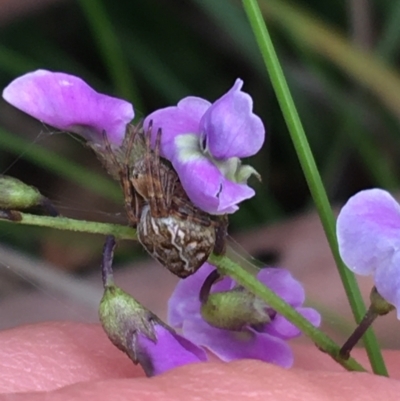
[0,0,399,350]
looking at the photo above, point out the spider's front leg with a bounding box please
[143,128,176,219]
[119,167,140,227]
[213,214,229,255]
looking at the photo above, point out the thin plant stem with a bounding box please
[0,212,136,240]
[242,0,387,376]
[340,308,378,360]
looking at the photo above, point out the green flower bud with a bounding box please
[369,286,395,316]
[99,283,161,362]
[0,175,42,209]
[99,235,160,365]
[201,287,271,331]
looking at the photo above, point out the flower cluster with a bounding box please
[101,258,320,375]
[3,70,319,375]
[3,70,264,214]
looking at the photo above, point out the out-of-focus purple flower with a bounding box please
[2,70,134,145]
[168,263,321,368]
[337,188,400,318]
[144,79,265,214]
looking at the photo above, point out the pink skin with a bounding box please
[1,322,400,400]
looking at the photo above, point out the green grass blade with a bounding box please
[242,0,387,376]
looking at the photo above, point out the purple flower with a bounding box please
[2,70,134,145]
[168,263,321,368]
[144,79,265,214]
[337,188,400,317]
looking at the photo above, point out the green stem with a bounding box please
[0,212,136,240]
[209,253,367,372]
[339,307,378,360]
[242,0,387,376]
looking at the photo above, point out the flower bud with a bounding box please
[369,286,395,316]
[201,287,271,331]
[0,175,43,210]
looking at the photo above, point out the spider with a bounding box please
[90,122,227,278]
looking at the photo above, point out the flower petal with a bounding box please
[2,70,134,145]
[172,153,255,214]
[257,268,305,307]
[144,96,210,160]
[337,189,400,276]
[182,317,293,367]
[265,307,321,340]
[373,251,400,318]
[136,325,207,376]
[200,79,265,159]
[168,263,232,327]
[216,178,256,214]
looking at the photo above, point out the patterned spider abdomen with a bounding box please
[137,205,215,278]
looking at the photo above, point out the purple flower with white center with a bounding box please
[2,70,134,145]
[144,79,265,215]
[168,263,321,368]
[337,188,400,318]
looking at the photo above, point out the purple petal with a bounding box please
[297,307,322,327]
[172,156,255,214]
[337,189,400,276]
[168,263,232,327]
[144,97,210,160]
[183,317,293,368]
[257,268,305,307]
[216,178,256,214]
[373,251,400,319]
[265,307,321,340]
[3,70,134,145]
[200,79,265,159]
[136,325,207,376]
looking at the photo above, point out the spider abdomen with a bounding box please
[137,205,215,278]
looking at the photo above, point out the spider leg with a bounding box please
[165,169,178,208]
[120,166,138,226]
[152,128,169,216]
[143,128,161,218]
[134,190,143,223]
[123,124,139,166]
[213,214,228,255]
[102,129,138,226]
